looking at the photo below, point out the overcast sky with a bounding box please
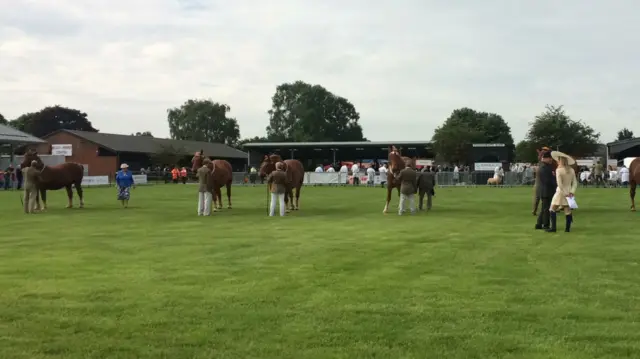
[1,0,638,143]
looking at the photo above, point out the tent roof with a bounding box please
[0,124,46,145]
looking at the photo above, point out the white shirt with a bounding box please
[315,166,323,173]
[366,167,375,179]
[351,164,359,175]
[340,165,348,173]
[580,171,590,181]
[620,167,630,182]
[326,167,335,172]
[379,166,387,177]
[609,170,618,181]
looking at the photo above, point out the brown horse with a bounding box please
[383,146,411,213]
[20,149,85,209]
[191,150,233,210]
[628,158,639,211]
[259,154,304,211]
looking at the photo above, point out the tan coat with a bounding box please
[396,167,417,195]
[551,166,577,207]
[267,170,287,194]
[196,166,210,192]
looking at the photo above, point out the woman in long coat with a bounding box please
[548,151,578,232]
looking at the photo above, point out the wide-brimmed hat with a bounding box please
[551,151,575,165]
[120,163,129,169]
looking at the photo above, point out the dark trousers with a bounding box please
[536,197,552,228]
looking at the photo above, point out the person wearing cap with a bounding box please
[196,158,213,216]
[22,160,41,213]
[267,161,287,216]
[535,150,555,230]
[532,146,550,215]
[115,163,135,208]
[395,158,418,215]
[548,151,578,232]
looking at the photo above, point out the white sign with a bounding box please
[133,174,148,184]
[472,143,505,147]
[82,176,109,186]
[415,159,433,166]
[576,159,594,167]
[51,144,72,156]
[475,162,502,171]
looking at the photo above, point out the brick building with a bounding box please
[35,130,247,176]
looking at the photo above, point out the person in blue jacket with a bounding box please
[115,163,135,208]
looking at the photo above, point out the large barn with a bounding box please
[34,130,247,176]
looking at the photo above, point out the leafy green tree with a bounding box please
[236,136,269,149]
[525,105,600,157]
[167,99,240,146]
[266,81,366,142]
[10,106,97,137]
[515,140,538,163]
[616,127,634,141]
[431,107,514,164]
[132,131,153,137]
[0,112,7,125]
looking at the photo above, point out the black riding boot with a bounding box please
[546,212,557,232]
[565,214,573,232]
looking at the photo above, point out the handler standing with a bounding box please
[395,158,418,215]
[22,160,41,213]
[535,151,555,230]
[532,146,550,215]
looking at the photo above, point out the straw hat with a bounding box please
[551,151,575,165]
[120,163,129,169]
[275,162,284,170]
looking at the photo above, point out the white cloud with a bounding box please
[1,0,639,142]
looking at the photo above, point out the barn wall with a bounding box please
[35,132,117,176]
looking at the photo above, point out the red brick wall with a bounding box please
[34,132,117,176]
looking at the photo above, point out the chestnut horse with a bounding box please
[191,150,233,210]
[628,157,639,211]
[20,149,85,209]
[259,154,304,211]
[383,146,411,213]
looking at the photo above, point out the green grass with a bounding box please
[1,184,639,359]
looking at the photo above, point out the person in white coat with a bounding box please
[619,165,630,186]
[351,162,360,186]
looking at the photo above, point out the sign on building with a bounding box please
[474,162,502,171]
[51,144,72,156]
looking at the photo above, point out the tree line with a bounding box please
[1,80,635,163]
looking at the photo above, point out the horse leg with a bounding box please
[40,189,47,210]
[294,184,301,210]
[226,181,232,209]
[383,183,392,213]
[75,183,84,208]
[631,180,637,211]
[216,187,223,209]
[284,188,291,212]
[65,185,73,208]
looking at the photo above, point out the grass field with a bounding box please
[1,184,639,359]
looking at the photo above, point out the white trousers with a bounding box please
[269,193,286,216]
[398,193,416,215]
[198,191,212,215]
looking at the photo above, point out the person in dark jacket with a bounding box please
[535,151,556,230]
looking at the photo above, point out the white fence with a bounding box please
[297,172,533,187]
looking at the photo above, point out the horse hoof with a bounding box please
[66,205,72,209]
[294,207,299,211]
[227,206,232,209]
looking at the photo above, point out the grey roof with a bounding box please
[606,138,640,154]
[45,130,247,158]
[242,141,432,148]
[0,124,47,145]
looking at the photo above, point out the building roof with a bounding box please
[606,138,640,155]
[242,141,432,148]
[44,129,247,158]
[0,124,47,145]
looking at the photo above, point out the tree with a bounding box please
[525,105,600,157]
[236,136,269,149]
[431,107,515,164]
[149,144,185,167]
[167,99,240,146]
[132,131,153,137]
[9,106,98,138]
[515,140,538,163]
[0,113,7,125]
[266,81,366,142]
[616,127,634,141]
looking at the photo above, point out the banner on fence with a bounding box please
[474,162,501,171]
[82,176,109,186]
[133,174,148,184]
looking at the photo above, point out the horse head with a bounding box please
[388,151,405,174]
[191,149,206,172]
[21,149,43,169]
